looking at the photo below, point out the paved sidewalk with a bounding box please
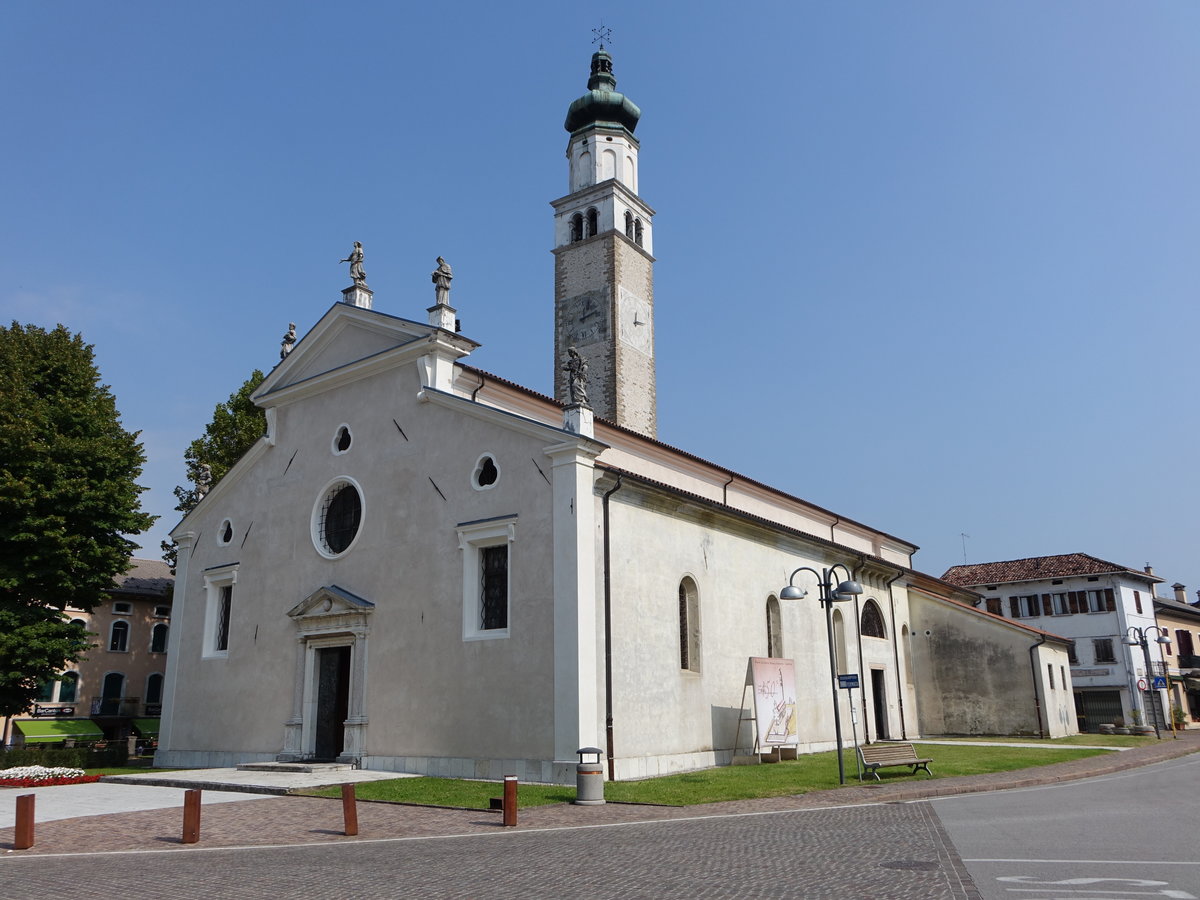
[2,731,1195,857]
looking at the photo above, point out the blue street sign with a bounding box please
[1151,676,1167,690]
[838,674,860,690]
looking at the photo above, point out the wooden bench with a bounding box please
[858,742,933,781]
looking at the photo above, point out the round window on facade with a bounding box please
[472,454,500,490]
[312,478,364,558]
[218,519,234,545]
[332,424,353,454]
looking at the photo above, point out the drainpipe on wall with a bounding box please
[601,474,624,780]
[1028,635,1048,739]
[884,571,906,740]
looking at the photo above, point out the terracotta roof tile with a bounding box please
[942,553,1160,587]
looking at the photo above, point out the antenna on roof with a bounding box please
[591,23,613,48]
[960,533,971,564]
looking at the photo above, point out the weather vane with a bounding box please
[591,23,612,48]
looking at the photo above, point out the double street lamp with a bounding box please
[1123,625,1172,740]
[781,564,862,784]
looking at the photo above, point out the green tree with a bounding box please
[0,609,91,720]
[161,370,266,567]
[0,322,154,717]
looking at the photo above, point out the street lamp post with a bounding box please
[780,564,862,784]
[1123,625,1172,740]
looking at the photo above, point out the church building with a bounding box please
[159,48,1076,783]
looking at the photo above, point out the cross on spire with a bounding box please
[591,23,612,48]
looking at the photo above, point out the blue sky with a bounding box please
[3,2,1196,594]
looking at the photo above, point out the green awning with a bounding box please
[15,719,104,743]
[132,718,160,737]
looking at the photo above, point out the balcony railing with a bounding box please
[1178,654,1200,670]
[89,696,142,717]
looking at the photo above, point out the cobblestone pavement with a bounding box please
[0,733,1193,898]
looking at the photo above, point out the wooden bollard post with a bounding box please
[181,789,201,844]
[341,782,358,836]
[13,794,34,850]
[502,775,518,827]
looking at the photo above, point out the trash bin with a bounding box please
[574,746,605,806]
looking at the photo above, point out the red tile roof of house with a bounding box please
[942,553,1161,587]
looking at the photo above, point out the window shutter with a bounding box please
[1042,594,1053,616]
[1009,596,1020,618]
[1104,589,1115,612]
[1068,591,1080,614]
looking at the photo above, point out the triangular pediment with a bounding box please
[258,303,437,401]
[288,584,375,619]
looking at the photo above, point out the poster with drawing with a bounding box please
[749,657,798,746]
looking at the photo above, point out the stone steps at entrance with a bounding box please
[237,761,355,774]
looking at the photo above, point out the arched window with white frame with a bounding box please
[679,577,700,672]
[766,595,783,658]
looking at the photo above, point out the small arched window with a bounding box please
[109,620,129,652]
[58,671,79,703]
[634,218,643,247]
[832,608,847,675]
[625,210,634,239]
[150,623,169,653]
[679,577,700,672]
[586,207,599,238]
[570,213,583,242]
[766,595,783,658]
[145,673,164,705]
[861,599,886,638]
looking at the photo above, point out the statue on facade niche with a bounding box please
[280,322,296,359]
[563,346,590,407]
[195,463,213,500]
[340,241,368,286]
[432,256,453,305]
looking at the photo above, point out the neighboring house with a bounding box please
[158,48,1076,782]
[1154,583,1200,725]
[6,558,173,747]
[942,554,1167,732]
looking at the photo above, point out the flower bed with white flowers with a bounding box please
[0,765,102,787]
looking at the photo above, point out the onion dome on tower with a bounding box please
[564,47,641,135]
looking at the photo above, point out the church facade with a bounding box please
[158,50,1075,782]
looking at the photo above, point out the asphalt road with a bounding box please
[932,753,1200,900]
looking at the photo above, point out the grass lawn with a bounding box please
[924,734,1156,748]
[303,743,1110,809]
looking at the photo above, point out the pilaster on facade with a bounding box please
[543,438,603,763]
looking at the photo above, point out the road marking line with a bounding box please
[967,859,1200,866]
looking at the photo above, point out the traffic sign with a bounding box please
[838,674,860,690]
[1151,675,1167,690]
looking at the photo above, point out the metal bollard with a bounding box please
[502,775,518,827]
[574,747,605,806]
[341,783,359,836]
[14,794,34,850]
[181,789,201,844]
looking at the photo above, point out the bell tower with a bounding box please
[552,46,657,438]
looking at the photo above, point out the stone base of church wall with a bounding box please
[360,755,576,785]
[154,749,279,769]
[612,748,731,781]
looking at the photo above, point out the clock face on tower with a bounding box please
[618,286,652,355]
[560,292,608,347]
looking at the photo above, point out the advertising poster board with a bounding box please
[749,657,798,746]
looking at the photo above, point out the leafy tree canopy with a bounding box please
[161,370,266,569]
[171,369,266,515]
[0,323,154,615]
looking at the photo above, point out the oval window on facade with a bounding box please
[333,424,353,454]
[312,478,364,558]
